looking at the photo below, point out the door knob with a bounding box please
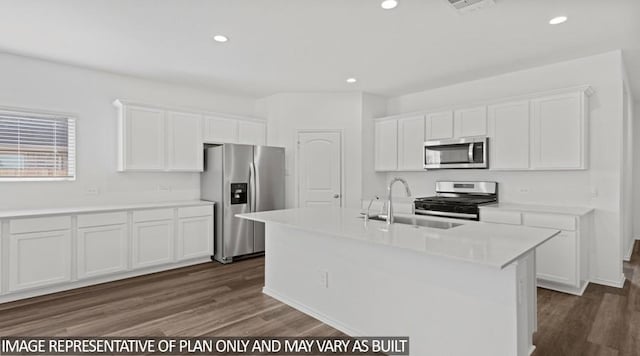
[333,194,340,198]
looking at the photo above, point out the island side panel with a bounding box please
[263,223,533,356]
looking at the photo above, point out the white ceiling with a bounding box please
[0,0,638,99]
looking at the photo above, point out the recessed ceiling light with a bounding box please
[381,0,398,10]
[346,78,357,84]
[549,16,568,25]
[213,35,229,43]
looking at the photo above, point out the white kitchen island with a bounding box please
[237,207,560,356]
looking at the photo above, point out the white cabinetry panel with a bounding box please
[454,106,487,138]
[531,92,586,169]
[167,111,203,172]
[9,230,72,292]
[488,101,530,170]
[238,121,267,145]
[203,116,238,143]
[177,216,213,260]
[374,119,398,171]
[77,224,128,279]
[397,115,425,171]
[426,111,454,140]
[536,231,577,285]
[121,105,166,171]
[132,219,175,269]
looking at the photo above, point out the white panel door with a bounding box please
[374,119,398,171]
[536,231,578,286]
[531,92,584,169]
[297,131,342,207]
[9,230,72,292]
[238,121,267,145]
[124,105,165,170]
[132,220,175,269]
[426,111,454,140]
[167,111,203,171]
[397,115,425,171]
[77,225,128,280]
[203,116,238,143]
[454,106,487,138]
[488,101,530,170]
[177,216,213,260]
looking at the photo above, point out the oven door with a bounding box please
[423,137,488,169]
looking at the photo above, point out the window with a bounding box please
[0,109,76,180]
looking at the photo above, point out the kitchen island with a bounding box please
[237,207,559,356]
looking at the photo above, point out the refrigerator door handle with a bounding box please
[250,162,257,212]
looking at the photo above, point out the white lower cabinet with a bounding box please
[132,217,175,269]
[77,225,128,279]
[0,203,214,303]
[9,229,72,292]
[480,206,591,295]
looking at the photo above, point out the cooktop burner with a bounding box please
[414,196,497,205]
[413,181,498,220]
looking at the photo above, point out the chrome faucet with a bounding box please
[386,177,412,224]
[361,195,380,222]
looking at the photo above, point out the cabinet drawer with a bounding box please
[523,213,576,231]
[77,212,127,228]
[480,209,522,225]
[133,208,174,223]
[10,216,71,234]
[178,205,213,219]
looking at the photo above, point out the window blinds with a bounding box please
[0,111,76,179]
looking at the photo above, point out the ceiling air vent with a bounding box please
[447,0,495,13]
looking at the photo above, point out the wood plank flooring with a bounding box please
[1,241,639,355]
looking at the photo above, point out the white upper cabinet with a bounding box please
[167,111,203,172]
[454,106,487,138]
[118,104,166,171]
[397,115,426,171]
[531,90,589,170]
[374,119,398,171]
[203,116,238,143]
[425,111,454,140]
[238,120,267,145]
[488,101,530,170]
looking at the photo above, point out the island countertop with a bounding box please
[238,207,559,269]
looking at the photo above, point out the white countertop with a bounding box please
[0,200,214,219]
[480,203,594,216]
[237,207,559,269]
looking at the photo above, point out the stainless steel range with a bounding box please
[413,181,498,220]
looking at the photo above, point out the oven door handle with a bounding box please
[468,143,474,163]
[415,210,477,219]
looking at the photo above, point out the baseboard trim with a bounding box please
[624,241,635,262]
[262,287,365,337]
[537,280,588,296]
[590,274,626,289]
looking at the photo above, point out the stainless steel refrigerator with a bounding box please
[201,144,285,264]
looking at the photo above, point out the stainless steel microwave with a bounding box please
[423,136,488,169]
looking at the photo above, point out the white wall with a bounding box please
[256,93,364,209]
[0,53,257,210]
[360,93,388,201]
[382,51,625,287]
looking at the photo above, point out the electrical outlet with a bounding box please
[590,187,599,198]
[519,188,530,194]
[85,187,100,196]
[158,185,172,192]
[318,270,329,289]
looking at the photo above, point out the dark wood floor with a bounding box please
[1,241,639,355]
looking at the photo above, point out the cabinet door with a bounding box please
[488,101,530,170]
[9,230,72,292]
[167,111,203,171]
[397,115,425,171]
[132,220,175,269]
[123,105,165,171]
[426,111,454,140]
[238,121,267,145]
[454,106,487,138]
[536,231,578,286]
[531,92,585,169]
[177,216,213,260]
[77,225,128,280]
[203,116,238,143]
[374,119,398,171]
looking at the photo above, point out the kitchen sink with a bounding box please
[360,214,462,230]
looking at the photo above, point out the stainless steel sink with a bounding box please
[360,214,462,230]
